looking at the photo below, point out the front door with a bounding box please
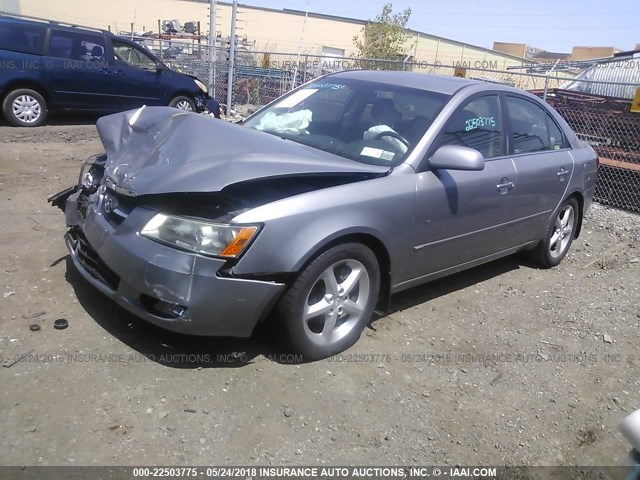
[104,39,167,110]
[403,94,518,283]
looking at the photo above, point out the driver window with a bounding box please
[435,95,504,159]
[112,40,157,70]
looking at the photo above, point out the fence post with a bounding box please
[226,0,238,114]
[543,59,561,102]
[543,75,549,102]
[157,20,162,60]
[303,54,308,84]
[208,0,217,97]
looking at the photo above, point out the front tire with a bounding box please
[276,243,380,360]
[169,95,195,111]
[2,89,47,127]
[532,197,580,268]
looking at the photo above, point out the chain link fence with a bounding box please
[133,37,640,213]
[537,89,640,212]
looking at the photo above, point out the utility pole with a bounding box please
[226,0,238,115]
[208,0,217,97]
[292,0,310,91]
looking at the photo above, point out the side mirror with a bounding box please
[428,145,485,171]
[155,62,165,72]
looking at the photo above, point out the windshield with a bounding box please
[243,78,450,166]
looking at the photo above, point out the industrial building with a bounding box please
[2,0,532,70]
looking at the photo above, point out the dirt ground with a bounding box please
[0,119,639,467]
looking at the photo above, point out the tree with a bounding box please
[353,3,412,69]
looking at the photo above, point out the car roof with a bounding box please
[0,12,110,35]
[326,70,482,95]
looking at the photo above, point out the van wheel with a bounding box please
[169,96,195,112]
[276,243,380,361]
[2,89,47,127]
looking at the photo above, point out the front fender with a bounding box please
[230,174,416,283]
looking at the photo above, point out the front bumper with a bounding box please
[62,189,285,337]
[194,93,221,117]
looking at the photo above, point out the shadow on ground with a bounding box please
[61,252,539,369]
[0,113,102,127]
[388,253,538,315]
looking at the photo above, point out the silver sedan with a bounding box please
[51,71,598,360]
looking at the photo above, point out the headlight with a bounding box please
[194,79,208,93]
[140,213,259,258]
[78,154,105,193]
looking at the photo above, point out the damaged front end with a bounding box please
[49,160,289,336]
[47,153,107,214]
[49,106,388,337]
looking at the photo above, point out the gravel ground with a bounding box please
[0,121,639,467]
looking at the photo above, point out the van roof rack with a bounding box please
[0,10,111,34]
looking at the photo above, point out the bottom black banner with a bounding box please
[0,465,638,480]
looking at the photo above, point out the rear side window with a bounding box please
[506,96,565,153]
[48,30,106,61]
[546,113,565,150]
[0,21,46,55]
[435,95,504,159]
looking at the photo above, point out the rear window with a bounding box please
[0,20,46,55]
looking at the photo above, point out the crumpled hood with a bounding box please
[96,106,390,196]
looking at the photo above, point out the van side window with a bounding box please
[0,21,46,55]
[48,30,106,62]
[112,40,157,70]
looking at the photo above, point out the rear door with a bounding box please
[0,20,47,93]
[104,38,167,109]
[44,29,112,110]
[405,93,518,281]
[503,95,574,244]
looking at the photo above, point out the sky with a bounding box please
[237,0,639,53]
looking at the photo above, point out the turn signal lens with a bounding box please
[220,227,259,257]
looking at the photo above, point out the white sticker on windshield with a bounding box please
[274,89,318,109]
[361,147,395,161]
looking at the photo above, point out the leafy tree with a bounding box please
[353,3,412,69]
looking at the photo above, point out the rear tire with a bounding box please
[169,95,195,111]
[276,243,380,361]
[532,197,580,268]
[2,88,47,127]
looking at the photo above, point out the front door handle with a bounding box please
[497,178,515,194]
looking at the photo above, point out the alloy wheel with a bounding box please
[303,259,370,347]
[549,204,575,259]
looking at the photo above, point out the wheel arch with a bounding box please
[291,231,393,313]
[566,190,585,239]
[169,91,196,104]
[1,80,51,110]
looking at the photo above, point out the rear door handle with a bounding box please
[557,167,569,180]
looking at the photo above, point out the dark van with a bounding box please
[0,12,220,126]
